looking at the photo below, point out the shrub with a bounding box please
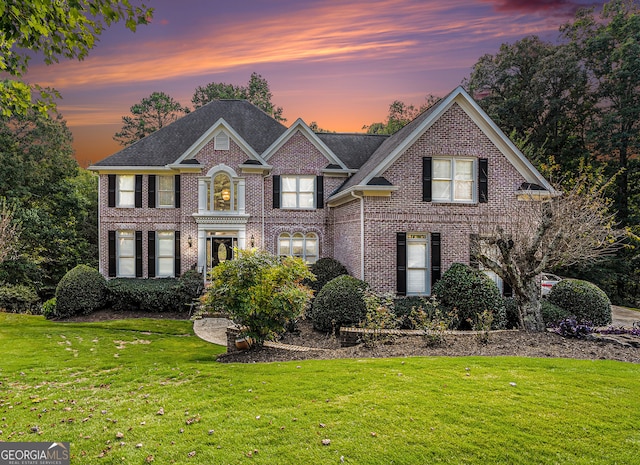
[541,299,571,326]
[547,279,612,326]
[107,278,181,312]
[553,317,594,339]
[432,263,506,330]
[394,296,431,329]
[361,291,399,347]
[409,304,457,346]
[176,269,204,302]
[200,249,313,345]
[310,275,368,333]
[305,257,348,295]
[0,283,40,314]
[42,297,57,319]
[54,265,106,318]
[502,297,519,329]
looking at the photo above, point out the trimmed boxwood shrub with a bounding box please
[42,297,57,319]
[311,275,368,332]
[541,299,571,326]
[0,283,40,314]
[432,263,506,330]
[305,257,349,295]
[54,265,107,318]
[547,279,612,326]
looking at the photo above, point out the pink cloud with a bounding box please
[482,0,601,16]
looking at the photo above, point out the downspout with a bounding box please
[350,191,365,281]
[262,172,269,250]
[97,174,102,275]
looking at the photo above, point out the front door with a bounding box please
[209,237,234,268]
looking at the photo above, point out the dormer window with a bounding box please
[214,131,229,150]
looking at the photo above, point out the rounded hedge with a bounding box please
[541,298,571,325]
[432,263,506,330]
[547,279,611,326]
[305,257,349,295]
[54,265,107,319]
[310,275,368,332]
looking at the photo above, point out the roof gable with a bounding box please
[332,86,553,198]
[90,100,286,169]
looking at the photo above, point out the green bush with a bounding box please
[176,269,204,302]
[42,297,57,319]
[201,249,313,345]
[107,278,181,312]
[0,283,40,314]
[502,297,519,329]
[54,265,106,318]
[432,263,506,330]
[311,275,369,333]
[547,279,612,326]
[305,257,348,295]
[541,299,571,326]
[394,296,431,329]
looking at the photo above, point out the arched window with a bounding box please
[201,168,240,213]
[278,232,318,264]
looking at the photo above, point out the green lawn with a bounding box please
[1,313,639,464]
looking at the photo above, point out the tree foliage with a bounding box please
[0,0,153,117]
[0,199,20,264]
[363,96,440,135]
[472,169,625,331]
[113,91,190,146]
[192,72,286,121]
[0,111,98,294]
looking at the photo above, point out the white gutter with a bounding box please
[350,191,365,281]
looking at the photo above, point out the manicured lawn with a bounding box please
[1,313,639,464]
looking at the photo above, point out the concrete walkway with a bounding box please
[193,306,640,348]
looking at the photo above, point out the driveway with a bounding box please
[612,306,640,327]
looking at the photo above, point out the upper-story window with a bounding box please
[117,175,135,207]
[281,175,315,209]
[157,175,175,208]
[432,158,475,203]
[198,165,244,214]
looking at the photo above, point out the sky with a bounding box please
[22,0,608,167]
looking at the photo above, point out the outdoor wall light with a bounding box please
[188,235,193,248]
[250,234,255,248]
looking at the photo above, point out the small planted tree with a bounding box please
[201,249,313,346]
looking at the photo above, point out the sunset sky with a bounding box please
[22,0,608,167]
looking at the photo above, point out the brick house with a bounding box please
[89,86,552,296]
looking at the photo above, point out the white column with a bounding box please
[238,179,246,214]
[197,229,206,273]
[198,178,207,213]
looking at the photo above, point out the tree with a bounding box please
[466,36,592,173]
[363,95,440,134]
[471,169,625,331]
[113,91,190,146]
[191,72,286,121]
[0,199,20,263]
[1,0,153,117]
[561,0,640,226]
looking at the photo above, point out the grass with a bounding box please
[1,313,639,464]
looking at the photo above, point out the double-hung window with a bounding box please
[117,230,135,277]
[157,176,175,208]
[117,175,135,207]
[406,233,428,295]
[432,158,475,203]
[281,175,315,209]
[156,231,175,277]
[278,232,318,264]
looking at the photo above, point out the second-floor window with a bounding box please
[432,158,475,203]
[117,175,135,207]
[206,172,238,212]
[281,175,315,209]
[157,175,175,208]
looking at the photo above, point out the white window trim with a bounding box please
[198,165,245,215]
[157,175,175,208]
[432,157,476,204]
[116,230,135,277]
[214,131,230,151]
[281,175,316,210]
[406,233,429,296]
[156,231,175,278]
[278,232,318,264]
[116,175,135,208]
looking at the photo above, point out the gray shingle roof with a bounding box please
[315,133,388,169]
[93,100,287,167]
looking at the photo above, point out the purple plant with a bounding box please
[596,325,640,337]
[553,317,594,339]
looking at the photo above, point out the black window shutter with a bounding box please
[479,158,488,203]
[396,232,407,296]
[135,175,143,208]
[174,231,181,277]
[469,234,479,269]
[135,231,143,277]
[108,175,116,207]
[148,231,156,278]
[148,175,156,208]
[431,232,441,287]
[503,280,513,297]
[174,175,181,208]
[422,157,432,202]
[316,175,324,209]
[108,230,116,277]
[273,175,280,209]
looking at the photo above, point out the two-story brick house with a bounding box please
[89,86,553,296]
